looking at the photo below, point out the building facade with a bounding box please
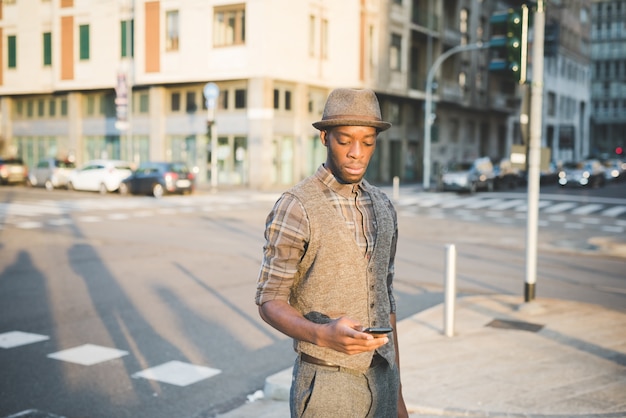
[542,0,592,163]
[0,0,590,189]
[590,0,626,158]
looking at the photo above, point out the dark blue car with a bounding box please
[119,161,195,198]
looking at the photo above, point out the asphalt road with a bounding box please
[0,181,624,418]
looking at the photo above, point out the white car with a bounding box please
[68,159,133,194]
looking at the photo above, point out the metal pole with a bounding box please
[423,42,488,190]
[525,1,545,302]
[444,244,456,337]
[210,122,218,192]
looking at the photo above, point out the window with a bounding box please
[273,89,280,109]
[171,92,181,112]
[79,24,90,60]
[60,98,68,116]
[234,89,246,109]
[86,95,96,116]
[49,99,56,117]
[43,32,52,66]
[214,4,245,47]
[219,90,229,109]
[388,102,401,124]
[321,19,328,59]
[38,100,45,117]
[186,91,197,112]
[390,34,402,71]
[309,15,315,56]
[101,93,116,117]
[121,20,134,57]
[8,35,17,68]
[285,91,292,111]
[166,10,179,51]
[547,92,556,116]
[138,92,149,113]
[460,9,469,45]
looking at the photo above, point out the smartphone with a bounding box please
[363,327,393,334]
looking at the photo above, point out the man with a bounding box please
[255,88,408,417]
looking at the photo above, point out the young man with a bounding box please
[256,88,408,417]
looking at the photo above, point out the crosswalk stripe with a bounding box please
[464,198,505,209]
[571,204,604,215]
[542,202,578,213]
[601,206,626,217]
[491,199,525,210]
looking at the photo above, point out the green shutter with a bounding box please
[43,32,52,66]
[121,21,127,57]
[121,20,134,58]
[8,35,17,68]
[79,25,90,60]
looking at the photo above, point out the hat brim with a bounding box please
[313,119,391,132]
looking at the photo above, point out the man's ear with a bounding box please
[320,130,328,146]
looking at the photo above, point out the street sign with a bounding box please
[203,82,219,105]
[203,82,219,123]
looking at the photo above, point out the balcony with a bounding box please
[411,9,439,32]
[442,27,462,47]
[409,71,427,92]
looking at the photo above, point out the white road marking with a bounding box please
[47,344,128,366]
[543,202,578,213]
[601,206,626,217]
[0,331,49,349]
[571,204,604,215]
[132,360,221,386]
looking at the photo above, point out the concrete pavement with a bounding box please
[218,294,626,417]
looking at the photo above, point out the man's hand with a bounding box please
[316,317,390,355]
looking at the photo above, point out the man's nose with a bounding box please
[347,142,363,158]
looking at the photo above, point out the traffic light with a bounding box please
[488,5,529,83]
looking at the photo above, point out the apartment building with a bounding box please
[590,0,626,158]
[1,0,581,189]
[542,0,592,163]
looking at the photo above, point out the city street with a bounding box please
[1,182,625,418]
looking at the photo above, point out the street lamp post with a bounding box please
[203,82,220,192]
[525,1,546,303]
[423,42,488,190]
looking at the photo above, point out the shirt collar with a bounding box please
[314,164,369,199]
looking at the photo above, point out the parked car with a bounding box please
[601,159,626,182]
[67,159,133,194]
[558,159,606,188]
[28,158,76,190]
[493,158,522,190]
[119,161,195,198]
[441,157,495,193]
[0,157,29,185]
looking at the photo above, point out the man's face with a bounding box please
[321,125,377,184]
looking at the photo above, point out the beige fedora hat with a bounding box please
[312,88,391,132]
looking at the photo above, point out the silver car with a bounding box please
[29,158,76,190]
[441,157,496,193]
[558,159,606,188]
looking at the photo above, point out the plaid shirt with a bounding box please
[256,165,397,313]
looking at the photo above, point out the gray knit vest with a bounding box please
[287,175,396,373]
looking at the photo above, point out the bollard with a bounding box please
[393,176,399,201]
[444,244,457,337]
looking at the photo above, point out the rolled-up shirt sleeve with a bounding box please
[255,194,309,306]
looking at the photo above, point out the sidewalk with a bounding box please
[218,294,626,418]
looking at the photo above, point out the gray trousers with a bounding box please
[290,355,399,418]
